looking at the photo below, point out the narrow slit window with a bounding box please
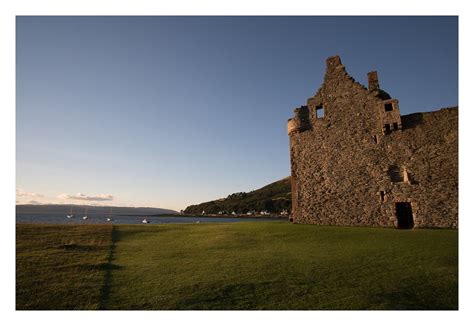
[384,103,393,112]
[393,122,399,130]
[384,124,391,134]
[380,191,385,203]
[373,135,378,144]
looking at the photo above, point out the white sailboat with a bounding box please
[83,207,88,220]
[107,207,113,222]
[66,206,74,218]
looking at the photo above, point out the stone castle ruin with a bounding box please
[287,56,458,229]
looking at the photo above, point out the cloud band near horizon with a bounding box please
[16,189,44,197]
[57,193,114,201]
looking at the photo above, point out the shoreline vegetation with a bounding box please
[16,222,458,310]
[154,213,288,219]
[183,177,292,216]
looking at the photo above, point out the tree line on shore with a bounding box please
[184,177,291,215]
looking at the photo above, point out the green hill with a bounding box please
[184,177,291,215]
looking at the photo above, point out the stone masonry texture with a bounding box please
[287,55,458,229]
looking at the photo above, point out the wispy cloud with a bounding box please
[16,189,44,197]
[57,193,114,201]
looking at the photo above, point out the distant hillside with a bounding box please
[16,204,177,216]
[184,177,291,215]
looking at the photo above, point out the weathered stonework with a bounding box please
[288,55,458,229]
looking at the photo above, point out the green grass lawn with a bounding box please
[16,224,112,310]
[16,222,458,310]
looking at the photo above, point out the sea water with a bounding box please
[16,214,284,225]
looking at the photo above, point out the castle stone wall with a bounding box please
[288,56,458,229]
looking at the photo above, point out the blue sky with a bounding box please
[16,16,458,210]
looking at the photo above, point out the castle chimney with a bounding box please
[367,71,380,91]
[326,55,342,69]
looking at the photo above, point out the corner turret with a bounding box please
[287,106,311,135]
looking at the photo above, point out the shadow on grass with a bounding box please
[58,243,105,251]
[368,277,458,310]
[99,226,122,310]
[80,262,123,271]
[173,281,285,310]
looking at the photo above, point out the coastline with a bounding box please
[153,213,289,219]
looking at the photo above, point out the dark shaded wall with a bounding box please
[288,56,458,228]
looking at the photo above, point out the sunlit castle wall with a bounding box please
[288,56,458,229]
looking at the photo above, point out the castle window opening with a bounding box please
[389,166,404,183]
[393,122,399,131]
[384,124,391,134]
[380,191,385,203]
[384,103,393,112]
[316,105,325,119]
[373,135,378,144]
[395,202,414,229]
